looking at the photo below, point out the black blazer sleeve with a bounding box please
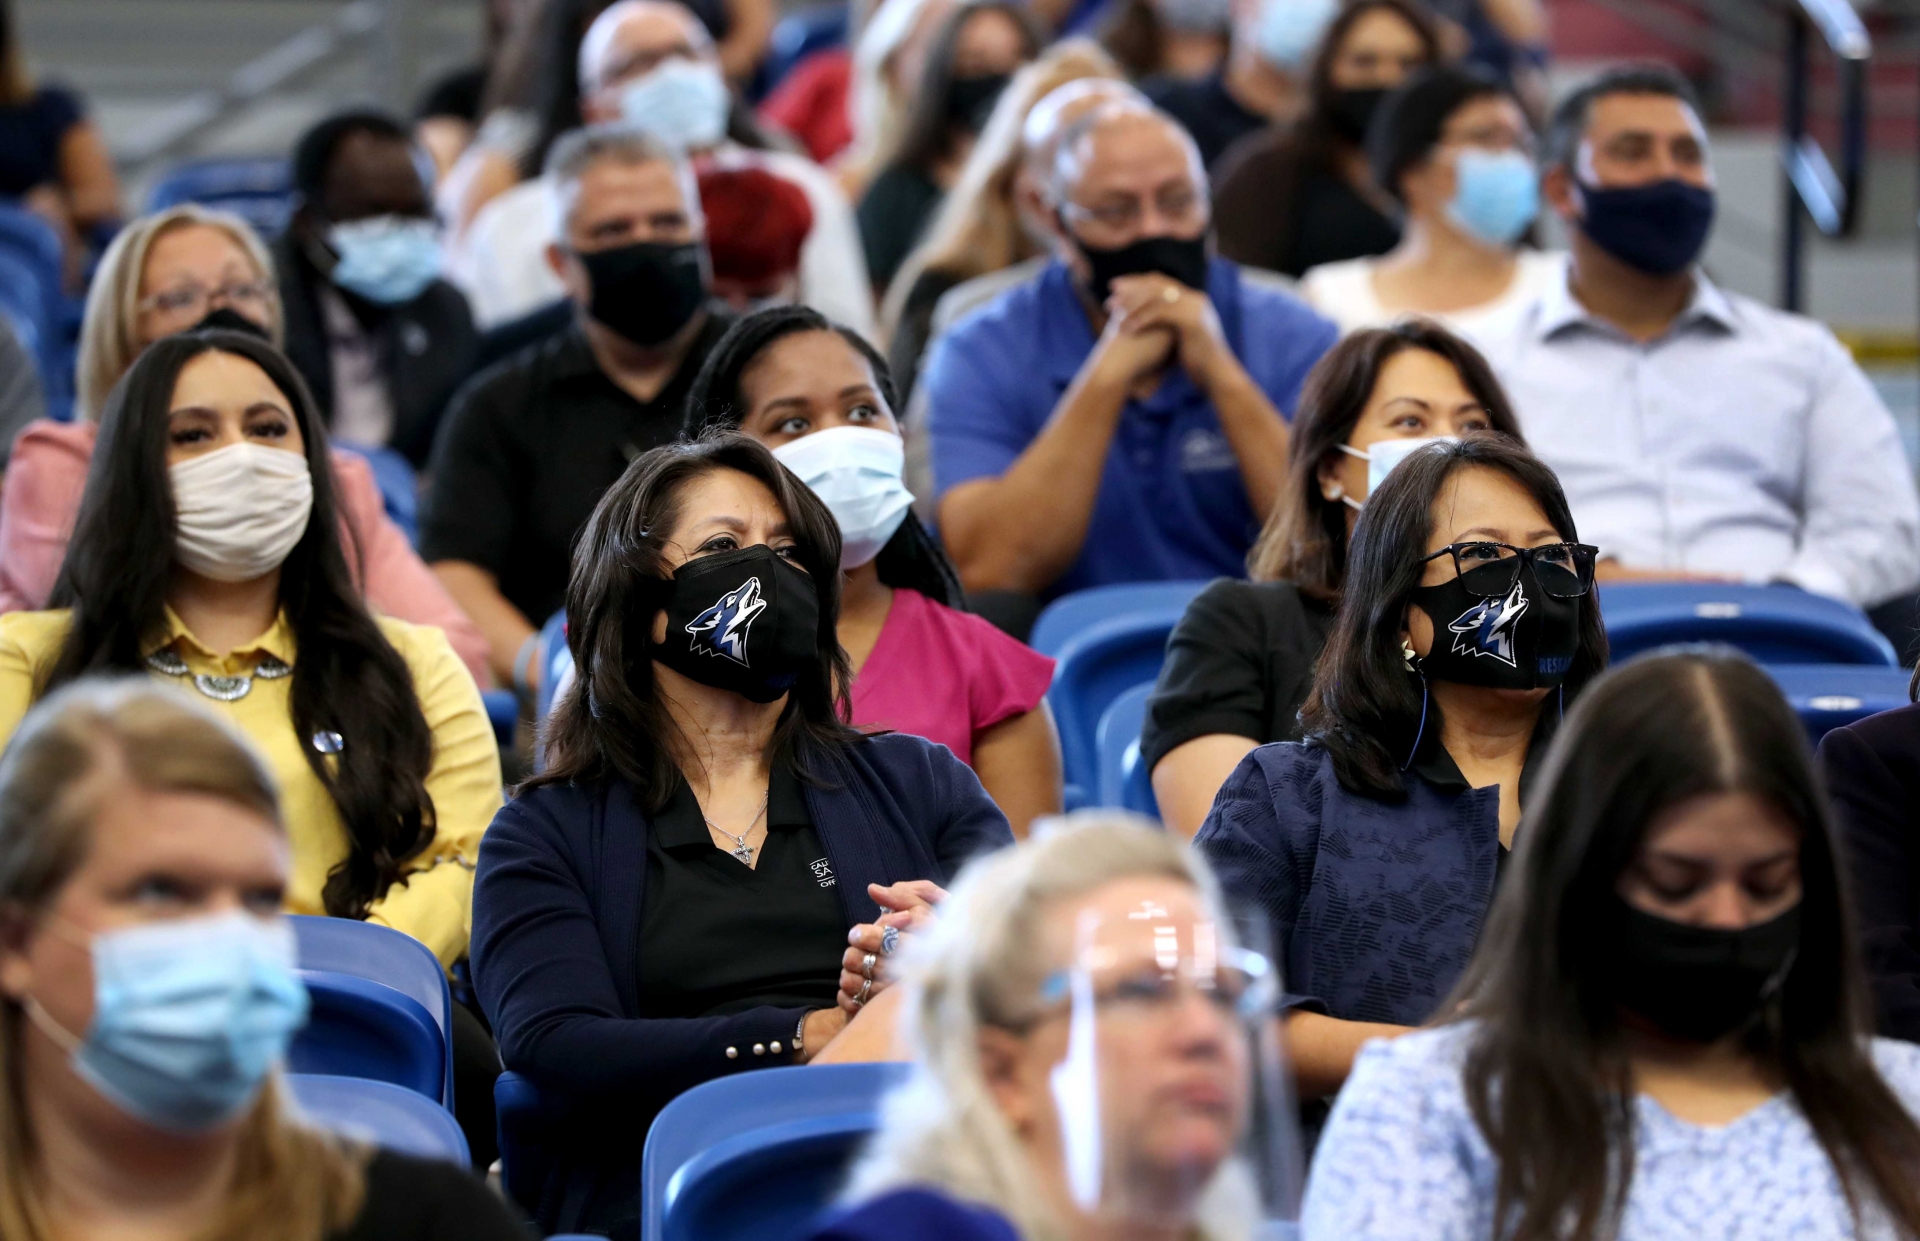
[1141,578,1276,771]
[1818,708,1920,1042]
[928,738,1016,878]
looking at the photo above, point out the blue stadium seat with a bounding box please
[1048,609,1189,807]
[1600,583,1897,667]
[1030,580,1209,658]
[643,1062,909,1241]
[0,205,72,414]
[535,608,570,723]
[493,1070,563,1217]
[286,1072,469,1165]
[1095,681,1156,815]
[290,970,447,1103]
[481,689,518,747]
[289,915,453,1108]
[1761,663,1915,743]
[333,441,419,543]
[145,157,296,238]
[753,3,849,100]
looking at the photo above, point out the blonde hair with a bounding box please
[0,678,367,1241]
[877,40,1122,345]
[75,205,285,422]
[842,813,1256,1241]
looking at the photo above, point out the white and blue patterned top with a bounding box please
[1302,1023,1920,1240]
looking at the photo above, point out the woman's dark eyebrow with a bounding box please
[244,400,292,418]
[1377,396,1435,410]
[167,405,218,420]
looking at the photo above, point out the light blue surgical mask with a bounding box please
[1253,0,1338,71]
[771,426,914,569]
[26,911,309,1133]
[327,215,444,304]
[619,57,731,152]
[1445,149,1539,248]
[1336,435,1458,507]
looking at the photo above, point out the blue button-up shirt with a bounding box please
[923,257,1337,599]
[1477,260,1920,607]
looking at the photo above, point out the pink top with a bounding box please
[0,419,491,684]
[850,587,1055,766]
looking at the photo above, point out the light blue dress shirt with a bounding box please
[1303,1022,1920,1240]
[1476,261,1920,607]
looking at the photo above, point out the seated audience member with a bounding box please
[1198,434,1606,1100]
[421,124,730,693]
[806,814,1285,1241]
[279,111,479,468]
[1100,0,1228,83]
[687,305,1062,834]
[0,205,488,683]
[0,314,43,465]
[838,0,956,196]
[471,434,1014,1238]
[455,0,872,331]
[883,45,1133,405]
[758,42,855,164]
[0,0,119,285]
[857,1,1043,294]
[1817,682,1920,1044]
[1479,65,1920,612]
[0,332,505,1155]
[1305,650,1920,1238]
[1428,0,1549,114]
[698,164,813,311]
[1146,322,1524,837]
[1302,65,1558,338]
[1142,0,1334,171]
[0,679,531,1241]
[1212,0,1437,278]
[926,103,1337,621]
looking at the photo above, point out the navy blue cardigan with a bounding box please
[1195,740,1503,1027]
[470,732,1013,1237]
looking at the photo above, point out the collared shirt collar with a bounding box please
[653,761,812,851]
[1532,260,1740,345]
[1405,691,1563,808]
[146,606,298,667]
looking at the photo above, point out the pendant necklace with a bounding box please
[706,792,770,865]
[145,648,291,703]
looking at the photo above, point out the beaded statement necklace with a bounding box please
[144,648,290,703]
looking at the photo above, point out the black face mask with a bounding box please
[1070,231,1211,306]
[946,72,1011,135]
[1327,87,1389,144]
[646,545,820,703]
[187,306,271,339]
[1409,560,1580,690]
[1577,178,1716,276]
[579,241,708,347]
[1606,899,1801,1043]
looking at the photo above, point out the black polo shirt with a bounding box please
[637,763,847,1019]
[419,313,730,625]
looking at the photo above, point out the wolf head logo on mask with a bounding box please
[685,577,766,667]
[1445,580,1528,668]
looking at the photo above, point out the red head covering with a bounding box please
[697,166,816,287]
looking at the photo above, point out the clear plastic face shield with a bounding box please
[1032,883,1304,1239]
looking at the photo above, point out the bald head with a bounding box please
[1049,106,1204,210]
[1020,78,1143,181]
[579,0,714,98]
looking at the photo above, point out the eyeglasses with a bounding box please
[1419,541,1599,598]
[139,279,274,318]
[1022,947,1277,1027]
[1059,184,1207,235]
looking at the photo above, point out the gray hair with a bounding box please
[1046,102,1206,208]
[543,121,703,241]
[841,812,1257,1241]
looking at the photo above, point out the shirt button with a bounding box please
[725,1046,738,1059]
[770,1041,783,1054]
[753,1043,766,1056]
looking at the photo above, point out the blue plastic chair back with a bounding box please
[0,214,64,405]
[1600,583,1896,667]
[289,915,453,1107]
[1095,682,1156,814]
[536,608,570,722]
[643,1062,909,1241]
[286,1072,470,1165]
[1049,611,1187,805]
[494,1070,564,1216]
[1761,663,1915,743]
[1030,580,1210,658]
[145,158,296,238]
[289,970,447,1103]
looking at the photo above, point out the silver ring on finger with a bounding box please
[880,925,900,957]
[861,951,878,980]
[856,977,873,1005]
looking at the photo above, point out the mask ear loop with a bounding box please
[1401,668,1429,772]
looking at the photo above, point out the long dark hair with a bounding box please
[530,433,863,806]
[1246,320,1525,597]
[1451,649,1920,1240]
[683,304,965,610]
[890,1,1044,176]
[1300,434,1609,799]
[47,331,438,921]
[1366,62,1513,206]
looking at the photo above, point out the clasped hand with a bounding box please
[838,879,946,1014]
[1090,272,1229,389]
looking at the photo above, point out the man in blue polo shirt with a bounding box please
[924,102,1336,613]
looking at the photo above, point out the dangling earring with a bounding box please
[1401,636,1419,672]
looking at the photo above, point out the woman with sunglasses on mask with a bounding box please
[0,203,487,682]
[686,305,1061,836]
[1197,435,1607,1103]
[1305,649,1920,1240]
[471,433,1013,1239]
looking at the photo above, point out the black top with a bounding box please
[416,64,488,124]
[1143,72,1267,170]
[329,1149,532,1240]
[1213,131,1401,277]
[1140,578,1337,772]
[640,764,846,1018]
[419,314,730,625]
[1817,702,1920,1043]
[856,163,944,293]
[0,87,82,197]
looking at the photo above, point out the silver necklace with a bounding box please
[705,792,770,865]
[144,648,292,703]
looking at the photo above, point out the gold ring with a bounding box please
[1162,286,1179,304]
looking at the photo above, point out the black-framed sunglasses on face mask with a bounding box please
[1418,541,1600,599]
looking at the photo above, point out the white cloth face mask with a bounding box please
[171,442,315,583]
[1339,435,1459,502]
[771,426,914,570]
